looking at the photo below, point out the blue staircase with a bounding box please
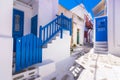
[15,13,72,72]
[39,13,72,47]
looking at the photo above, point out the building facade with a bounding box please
[58,3,93,48]
[0,0,72,80]
[93,0,120,57]
[71,4,93,45]
[92,0,107,17]
[108,0,120,57]
[92,0,108,54]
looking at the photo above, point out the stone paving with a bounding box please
[76,49,120,80]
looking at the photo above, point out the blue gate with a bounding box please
[16,34,42,72]
[15,13,72,72]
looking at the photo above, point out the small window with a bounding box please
[15,15,20,31]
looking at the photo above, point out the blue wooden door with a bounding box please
[95,16,107,42]
[12,9,24,52]
[31,15,38,36]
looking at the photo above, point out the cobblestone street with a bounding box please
[69,44,120,80]
[75,49,120,80]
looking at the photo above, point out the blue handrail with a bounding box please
[39,13,72,46]
[62,14,72,35]
[39,16,61,46]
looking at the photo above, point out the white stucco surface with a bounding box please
[108,0,120,56]
[0,0,13,37]
[32,0,39,17]
[0,37,13,80]
[43,31,71,62]
[0,1,13,80]
[38,0,58,26]
[37,0,58,36]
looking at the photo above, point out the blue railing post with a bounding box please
[60,13,63,38]
[16,38,21,72]
[69,18,72,36]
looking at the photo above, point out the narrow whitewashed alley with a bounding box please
[0,0,120,80]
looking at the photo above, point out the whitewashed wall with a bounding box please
[38,0,58,36]
[108,0,120,56]
[13,1,32,35]
[32,0,39,17]
[71,5,85,20]
[72,23,77,45]
[71,4,89,45]
[43,31,71,62]
[38,30,72,80]
[72,24,84,45]
[40,31,72,80]
[0,37,13,80]
[0,1,13,36]
[38,0,58,26]
[0,0,13,80]
[77,24,84,45]
[72,15,84,45]
[52,0,59,19]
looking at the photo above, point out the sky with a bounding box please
[59,0,101,18]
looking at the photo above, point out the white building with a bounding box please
[107,0,120,57]
[0,0,72,80]
[92,0,107,17]
[58,4,73,18]
[93,0,120,57]
[71,4,92,45]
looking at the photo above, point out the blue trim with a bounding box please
[12,9,24,52]
[69,19,72,35]
[60,13,63,38]
[31,15,38,36]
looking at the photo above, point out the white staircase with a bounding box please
[43,31,71,62]
[12,31,71,80]
[12,13,72,80]
[94,42,108,54]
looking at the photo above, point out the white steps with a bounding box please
[13,60,56,80]
[42,31,71,62]
[94,42,108,54]
[13,67,40,80]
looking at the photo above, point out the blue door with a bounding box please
[95,16,107,42]
[12,9,24,52]
[31,15,38,36]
